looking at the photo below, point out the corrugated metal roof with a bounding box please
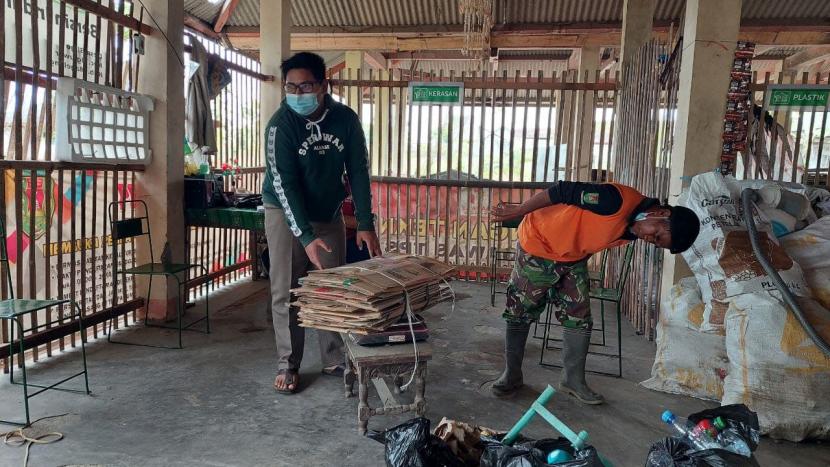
[187,0,830,31]
[501,0,622,24]
[227,0,259,26]
[742,0,830,19]
[499,49,573,60]
[292,0,460,27]
[754,46,807,59]
[185,0,223,24]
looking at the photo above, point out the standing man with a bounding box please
[263,52,381,394]
[489,181,699,403]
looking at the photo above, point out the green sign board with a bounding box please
[408,82,464,106]
[766,85,830,110]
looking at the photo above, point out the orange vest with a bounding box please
[517,183,646,262]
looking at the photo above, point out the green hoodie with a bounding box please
[262,95,374,246]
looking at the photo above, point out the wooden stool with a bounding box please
[341,334,432,434]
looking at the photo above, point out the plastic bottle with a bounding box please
[713,416,751,457]
[661,410,721,451]
[692,419,718,439]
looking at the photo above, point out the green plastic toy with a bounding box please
[502,385,613,467]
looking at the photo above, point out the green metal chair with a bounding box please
[534,248,612,342]
[0,219,90,426]
[489,205,523,307]
[538,242,636,378]
[588,248,609,286]
[106,200,210,349]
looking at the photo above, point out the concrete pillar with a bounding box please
[573,46,599,182]
[660,0,742,299]
[260,0,291,137]
[135,0,184,320]
[344,51,363,111]
[620,0,656,68]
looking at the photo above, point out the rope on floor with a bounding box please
[1,413,67,467]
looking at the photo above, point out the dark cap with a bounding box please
[668,206,700,254]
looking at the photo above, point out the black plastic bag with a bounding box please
[687,404,760,452]
[645,404,761,467]
[367,417,465,467]
[479,435,603,467]
[645,437,760,467]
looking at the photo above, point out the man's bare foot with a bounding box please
[274,369,299,394]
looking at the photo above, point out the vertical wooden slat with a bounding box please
[563,70,578,181]
[57,169,66,348]
[14,0,24,161]
[414,70,423,256]
[816,73,829,180]
[424,70,433,258]
[507,70,519,200]
[498,70,507,183]
[69,169,77,347]
[474,70,487,279]
[395,72,404,254]
[385,72,393,253]
[519,71,530,183]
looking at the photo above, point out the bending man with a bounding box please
[490,181,699,403]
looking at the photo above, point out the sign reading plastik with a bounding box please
[408,82,464,106]
[766,85,830,110]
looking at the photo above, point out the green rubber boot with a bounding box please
[560,327,605,405]
[491,321,531,397]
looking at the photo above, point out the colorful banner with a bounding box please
[4,169,134,321]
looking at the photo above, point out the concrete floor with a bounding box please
[0,280,828,467]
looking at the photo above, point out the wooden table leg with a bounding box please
[357,366,370,435]
[344,353,356,398]
[414,364,427,416]
[250,231,260,281]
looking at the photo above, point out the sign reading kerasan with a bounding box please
[765,85,830,110]
[408,82,464,106]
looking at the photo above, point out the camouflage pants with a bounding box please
[503,243,592,329]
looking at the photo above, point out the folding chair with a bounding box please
[0,219,90,426]
[533,248,611,342]
[107,200,210,349]
[489,205,523,307]
[538,243,636,378]
[588,248,609,286]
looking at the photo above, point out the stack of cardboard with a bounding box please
[293,255,455,334]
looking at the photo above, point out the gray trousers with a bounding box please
[264,206,345,371]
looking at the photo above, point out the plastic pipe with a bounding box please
[741,188,830,357]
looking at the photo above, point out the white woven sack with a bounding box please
[722,293,830,441]
[641,277,728,401]
[680,172,811,333]
[782,216,830,309]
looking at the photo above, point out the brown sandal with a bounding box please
[274,369,299,394]
[322,364,345,377]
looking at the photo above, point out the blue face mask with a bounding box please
[286,93,319,116]
[635,212,669,222]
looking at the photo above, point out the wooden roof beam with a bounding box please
[363,51,388,70]
[185,13,221,40]
[213,0,241,33]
